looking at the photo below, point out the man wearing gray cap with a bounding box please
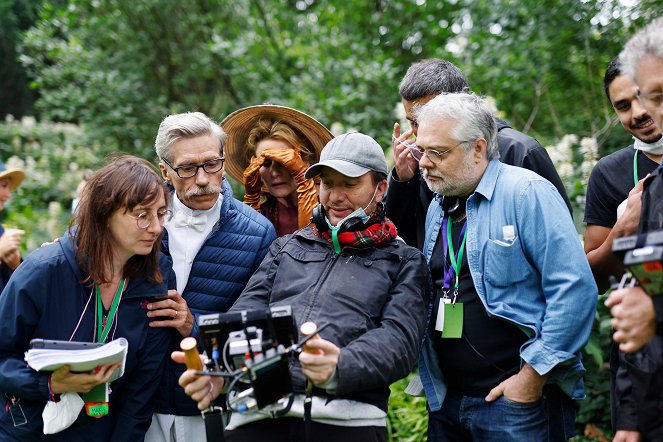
[176,132,430,441]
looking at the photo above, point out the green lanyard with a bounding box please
[95,279,125,343]
[447,217,468,290]
[633,150,639,186]
[331,227,341,254]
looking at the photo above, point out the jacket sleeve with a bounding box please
[613,351,639,431]
[110,326,170,442]
[335,249,430,395]
[517,178,598,375]
[384,169,422,248]
[0,258,50,401]
[655,296,663,337]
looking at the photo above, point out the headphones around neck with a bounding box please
[311,204,377,234]
[442,196,464,218]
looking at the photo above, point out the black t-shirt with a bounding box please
[584,147,658,228]
[430,212,526,396]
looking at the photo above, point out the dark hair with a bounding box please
[370,171,387,186]
[603,57,622,103]
[71,154,168,285]
[399,59,469,101]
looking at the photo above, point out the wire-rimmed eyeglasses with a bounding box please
[392,136,468,165]
[126,209,173,229]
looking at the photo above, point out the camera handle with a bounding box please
[180,337,226,442]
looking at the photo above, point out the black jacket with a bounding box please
[638,165,663,338]
[384,119,572,249]
[612,163,663,439]
[231,227,431,412]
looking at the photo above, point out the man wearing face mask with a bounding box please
[176,132,430,442]
[585,57,662,294]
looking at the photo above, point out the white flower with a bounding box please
[330,122,345,136]
[21,116,36,128]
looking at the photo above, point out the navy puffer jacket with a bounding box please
[155,179,276,415]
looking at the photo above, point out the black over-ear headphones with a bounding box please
[311,204,367,233]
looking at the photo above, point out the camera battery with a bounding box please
[249,354,292,409]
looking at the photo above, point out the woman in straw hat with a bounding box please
[222,105,333,236]
[0,159,26,293]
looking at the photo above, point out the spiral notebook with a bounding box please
[25,337,128,382]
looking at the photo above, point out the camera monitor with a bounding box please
[197,305,298,410]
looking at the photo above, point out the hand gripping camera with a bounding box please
[612,230,663,295]
[197,305,324,415]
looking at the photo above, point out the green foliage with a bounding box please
[576,293,614,438]
[1,1,660,439]
[388,375,427,442]
[0,0,40,118]
[12,0,661,155]
[0,116,108,251]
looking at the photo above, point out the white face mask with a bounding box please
[42,392,84,434]
[325,185,379,231]
[634,136,663,155]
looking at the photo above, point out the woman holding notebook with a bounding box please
[0,155,173,441]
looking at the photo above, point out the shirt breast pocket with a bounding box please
[483,237,530,287]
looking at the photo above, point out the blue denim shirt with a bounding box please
[419,159,597,411]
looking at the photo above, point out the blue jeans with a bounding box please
[427,385,576,442]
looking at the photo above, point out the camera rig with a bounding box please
[612,230,663,295]
[196,305,326,415]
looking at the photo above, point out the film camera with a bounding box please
[612,230,663,295]
[197,305,319,415]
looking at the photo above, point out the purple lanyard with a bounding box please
[441,215,467,293]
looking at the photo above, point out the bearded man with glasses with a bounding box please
[144,112,276,442]
[384,58,571,250]
[414,93,597,442]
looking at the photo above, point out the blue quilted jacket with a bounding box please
[154,179,276,415]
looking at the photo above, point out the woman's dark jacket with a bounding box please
[0,233,172,441]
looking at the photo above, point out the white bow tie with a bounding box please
[172,210,207,232]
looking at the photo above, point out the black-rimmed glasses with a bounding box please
[127,210,173,229]
[161,157,225,178]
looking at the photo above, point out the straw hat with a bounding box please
[221,105,333,183]
[0,160,25,191]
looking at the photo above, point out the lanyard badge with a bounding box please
[435,216,466,338]
[83,279,125,418]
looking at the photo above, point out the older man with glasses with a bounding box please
[144,112,276,442]
[384,58,571,250]
[414,93,597,442]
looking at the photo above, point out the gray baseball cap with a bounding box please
[305,132,389,179]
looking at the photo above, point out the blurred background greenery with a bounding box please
[1,0,661,440]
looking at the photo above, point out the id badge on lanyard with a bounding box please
[84,279,125,418]
[434,216,465,338]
